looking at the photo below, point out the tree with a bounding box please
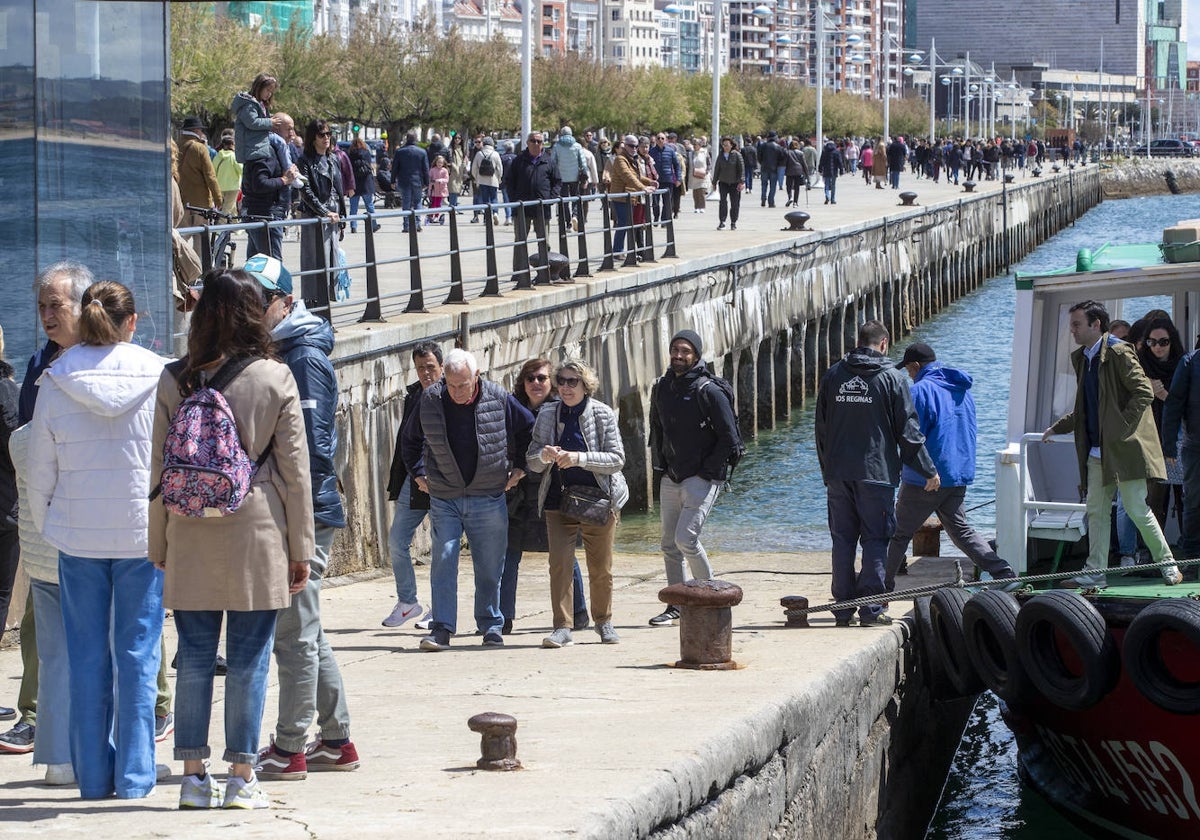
[170,3,273,131]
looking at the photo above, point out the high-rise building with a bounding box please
[603,0,660,67]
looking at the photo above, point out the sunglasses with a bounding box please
[1144,337,1171,348]
[556,375,582,388]
[528,139,543,145]
[525,374,550,383]
[317,131,332,138]
[624,142,637,148]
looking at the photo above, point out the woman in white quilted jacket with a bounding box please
[26,281,166,800]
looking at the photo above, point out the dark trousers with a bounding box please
[1181,447,1200,561]
[0,525,17,631]
[827,479,895,621]
[718,182,740,224]
[885,483,1014,591]
[244,209,285,261]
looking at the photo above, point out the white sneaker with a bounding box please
[179,773,224,809]
[1119,555,1136,568]
[382,601,422,628]
[1162,564,1184,586]
[156,763,171,782]
[222,773,269,809]
[413,609,434,631]
[44,763,75,786]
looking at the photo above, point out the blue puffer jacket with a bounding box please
[273,301,345,528]
[901,362,977,487]
[649,143,680,185]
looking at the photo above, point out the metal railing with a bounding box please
[177,188,679,329]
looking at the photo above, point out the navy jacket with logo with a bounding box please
[814,347,935,485]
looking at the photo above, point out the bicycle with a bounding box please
[184,204,238,270]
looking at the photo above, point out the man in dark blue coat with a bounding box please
[241,113,300,260]
[815,321,939,626]
[1162,346,1200,564]
[885,342,1016,590]
[391,131,430,233]
[648,132,680,224]
[254,255,359,778]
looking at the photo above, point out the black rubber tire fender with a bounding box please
[1124,598,1200,715]
[1016,590,1119,711]
[930,587,985,696]
[962,590,1036,707]
[913,596,965,701]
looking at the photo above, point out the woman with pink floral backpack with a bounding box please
[149,267,313,810]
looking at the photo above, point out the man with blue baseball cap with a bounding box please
[246,256,361,779]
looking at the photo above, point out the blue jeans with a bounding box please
[58,553,163,799]
[501,186,513,221]
[244,209,285,261]
[775,165,786,190]
[348,192,376,231]
[500,545,586,628]
[174,609,277,765]
[478,184,498,212]
[31,580,70,768]
[744,167,754,191]
[429,493,508,635]
[1182,447,1200,561]
[823,175,837,203]
[1115,489,1139,557]
[827,480,895,622]
[271,526,350,753]
[889,169,901,189]
[388,477,428,604]
[613,201,632,254]
[399,184,423,230]
[760,170,777,205]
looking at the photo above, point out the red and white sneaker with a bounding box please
[255,744,307,781]
[305,739,360,772]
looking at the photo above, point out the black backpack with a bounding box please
[697,376,747,479]
[477,152,495,177]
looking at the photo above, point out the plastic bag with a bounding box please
[335,247,351,300]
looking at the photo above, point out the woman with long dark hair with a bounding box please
[150,268,313,810]
[27,281,166,799]
[1139,316,1186,529]
[296,119,344,318]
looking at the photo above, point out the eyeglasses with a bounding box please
[556,375,582,388]
[525,374,550,383]
[316,131,332,138]
[527,139,543,145]
[1144,337,1171,348]
[624,142,637,148]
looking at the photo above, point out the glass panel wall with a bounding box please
[0,0,169,368]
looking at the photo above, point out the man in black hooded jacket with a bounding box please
[815,320,939,627]
[648,329,739,626]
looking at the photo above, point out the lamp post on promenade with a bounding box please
[711,0,773,157]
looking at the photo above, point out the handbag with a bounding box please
[560,483,611,525]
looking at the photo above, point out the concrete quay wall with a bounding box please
[328,167,1102,576]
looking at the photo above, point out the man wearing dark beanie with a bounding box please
[647,329,739,626]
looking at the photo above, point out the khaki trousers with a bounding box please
[545,510,615,629]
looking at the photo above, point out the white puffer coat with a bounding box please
[9,424,58,584]
[27,342,165,558]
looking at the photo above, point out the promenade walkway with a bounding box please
[260,165,1022,332]
[0,551,963,839]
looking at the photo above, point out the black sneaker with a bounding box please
[649,606,681,626]
[859,613,894,627]
[0,722,34,754]
[482,630,504,647]
[0,707,14,722]
[419,628,451,651]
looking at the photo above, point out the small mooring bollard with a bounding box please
[1004,173,1015,184]
[783,210,811,231]
[658,579,743,670]
[912,516,943,556]
[899,191,919,206]
[467,712,522,771]
[1031,167,1043,177]
[1051,165,1061,173]
[780,595,810,628]
[962,181,976,193]
[529,251,571,285]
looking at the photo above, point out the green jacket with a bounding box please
[1049,334,1165,491]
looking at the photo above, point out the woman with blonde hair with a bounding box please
[27,280,166,799]
[526,359,628,648]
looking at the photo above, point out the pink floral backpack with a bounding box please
[151,357,273,517]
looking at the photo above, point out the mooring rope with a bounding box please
[785,557,1200,617]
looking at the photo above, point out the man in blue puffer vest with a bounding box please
[251,255,360,779]
[885,342,1016,590]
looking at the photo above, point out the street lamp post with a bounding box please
[711,0,772,158]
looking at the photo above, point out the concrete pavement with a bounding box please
[0,549,964,838]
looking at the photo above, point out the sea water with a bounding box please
[616,192,1193,838]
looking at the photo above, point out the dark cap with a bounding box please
[671,329,703,357]
[181,116,205,132]
[900,342,936,367]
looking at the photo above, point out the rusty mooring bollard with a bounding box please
[913,516,943,556]
[467,712,521,771]
[780,595,810,628]
[658,579,743,670]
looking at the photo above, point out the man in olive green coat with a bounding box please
[1043,300,1183,588]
